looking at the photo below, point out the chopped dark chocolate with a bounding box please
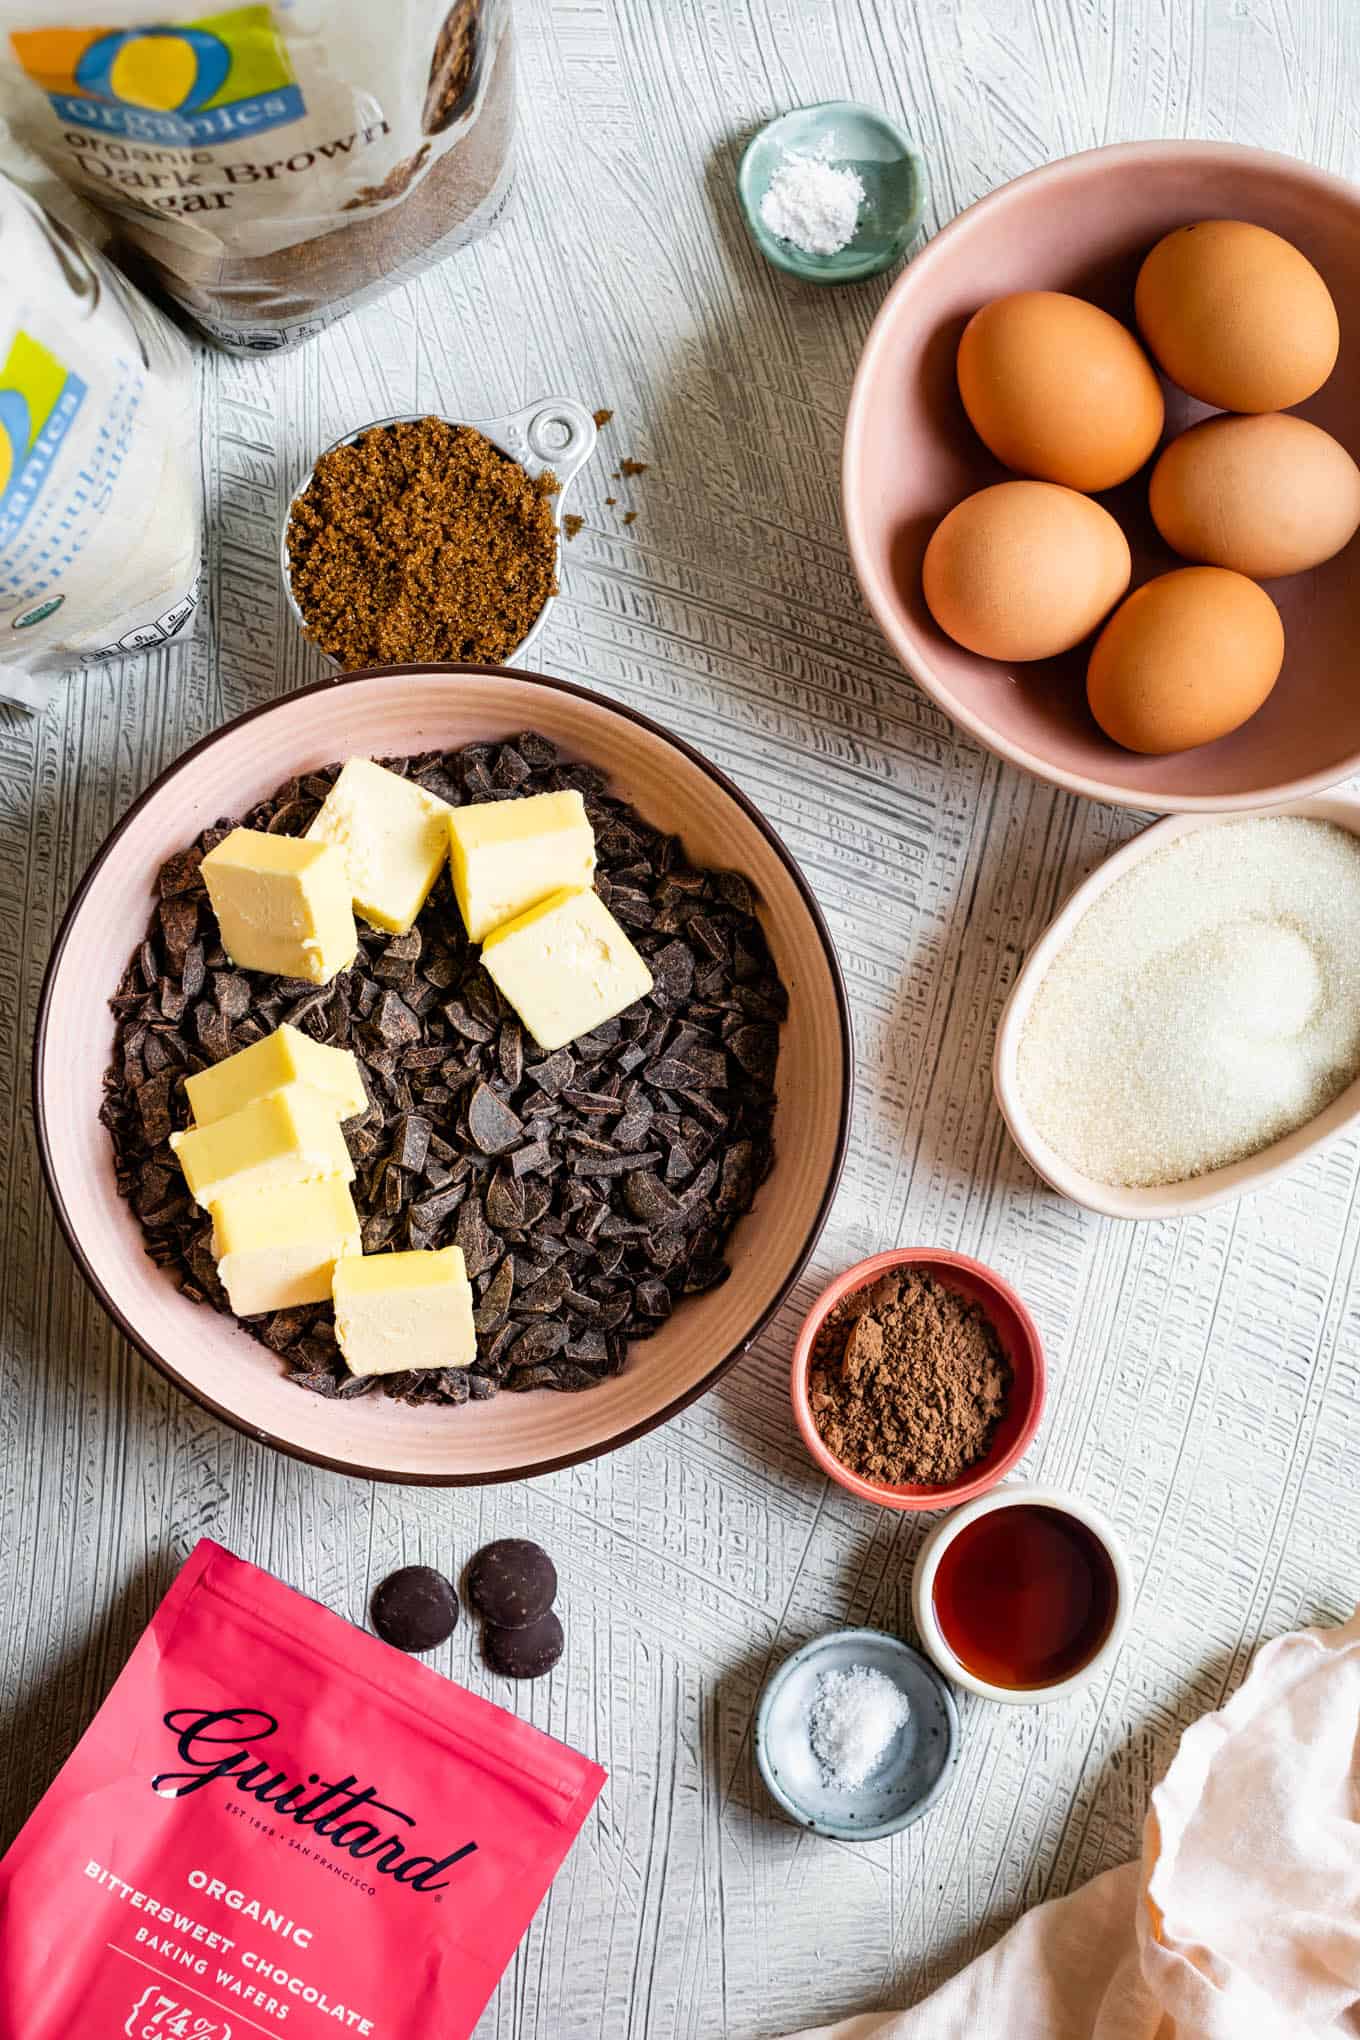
[390,1112,432,1173]
[496,1020,524,1090]
[510,1140,551,1178]
[525,1049,573,1095]
[180,942,206,1000]
[453,1193,497,1277]
[485,1168,526,1232]
[372,990,421,1047]
[503,1322,568,1370]
[158,847,202,898]
[101,734,785,1409]
[441,997,494,1043]
[135,1068,177,1143]
[728,1023,779,1082]
[624,1172,686,1226]
[158,896,198,969]
[213,971,251,1020]
[473,1256,515,1331]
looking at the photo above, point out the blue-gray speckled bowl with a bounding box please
[755,1627,959,1840]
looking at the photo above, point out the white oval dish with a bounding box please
[993,795,1360,1221]
[280,396,597,668]
[911,1484,1133,1705]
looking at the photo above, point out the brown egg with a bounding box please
[956,291,1165,491]
[1149,413,1360,579]
[1087,568,1284,754]
[922,481,1131,661]
[1135,221,1338,413]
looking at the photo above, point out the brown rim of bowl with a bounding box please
[32,661,854,1486]
[842,138,1360,813]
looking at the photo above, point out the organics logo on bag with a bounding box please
[151,1707,479,1892]
[10,4,304,147]
[0,330,86,547]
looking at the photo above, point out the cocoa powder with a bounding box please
[808,1268,1011,1485]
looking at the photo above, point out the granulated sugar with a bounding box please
[1016,818,1360,1188]
[808,1665,910,1789]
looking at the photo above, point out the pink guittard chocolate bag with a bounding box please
[0,1540,606,2038]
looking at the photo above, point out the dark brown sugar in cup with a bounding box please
[286,418,560,668]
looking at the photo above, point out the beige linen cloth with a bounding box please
[786,1612,1360,2040]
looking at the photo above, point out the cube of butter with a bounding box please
[480,886,653,1052]
[307,758,453,935]
[447,790,595,943]
[211,1177,361,1317]
[170,1083,355,1210]
[332,1246,477,1377]
[201,829,357,985]
[186,1023,367,1127]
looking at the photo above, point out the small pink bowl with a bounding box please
[790,1248,1045,1511]
[844,140,1360,812]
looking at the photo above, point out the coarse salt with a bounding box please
[759,150,865,258]
[1016,817,1360,1188]
[808,1663,910,1789]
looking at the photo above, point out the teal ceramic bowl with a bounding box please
[755,1627,959,1840]
[738,101,927,285]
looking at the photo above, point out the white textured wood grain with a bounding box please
[3,2,1360,2035]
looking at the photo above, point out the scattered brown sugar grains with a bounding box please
[622,511,638,526]
[285,417,559,669]
[808,1267,1011,1485]
[563,513,584,540]
[620,457,649,476]
[592,407,614,428]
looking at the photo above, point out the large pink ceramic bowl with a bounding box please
[844,141,1360,811]
[35,667,851,1484]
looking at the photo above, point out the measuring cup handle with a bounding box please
[515,398,598,482]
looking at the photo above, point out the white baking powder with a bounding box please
[759,151,865,257]
[808,1664,910,1788]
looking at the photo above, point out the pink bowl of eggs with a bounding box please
[843,140,1360,812]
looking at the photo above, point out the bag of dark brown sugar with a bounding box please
[0,1,514,353]
[0,1540,605,2038]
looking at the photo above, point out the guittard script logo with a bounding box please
[152,1708,478,1892]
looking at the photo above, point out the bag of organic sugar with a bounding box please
[0,0,515,354]
[0,166,200,709]
[0,1539,606,2038]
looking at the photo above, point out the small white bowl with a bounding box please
[993,795,1360,1220]
[912,1484,1133,1704]
[280,396,597,669]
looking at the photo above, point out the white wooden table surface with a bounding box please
[4,3,1360,2034]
